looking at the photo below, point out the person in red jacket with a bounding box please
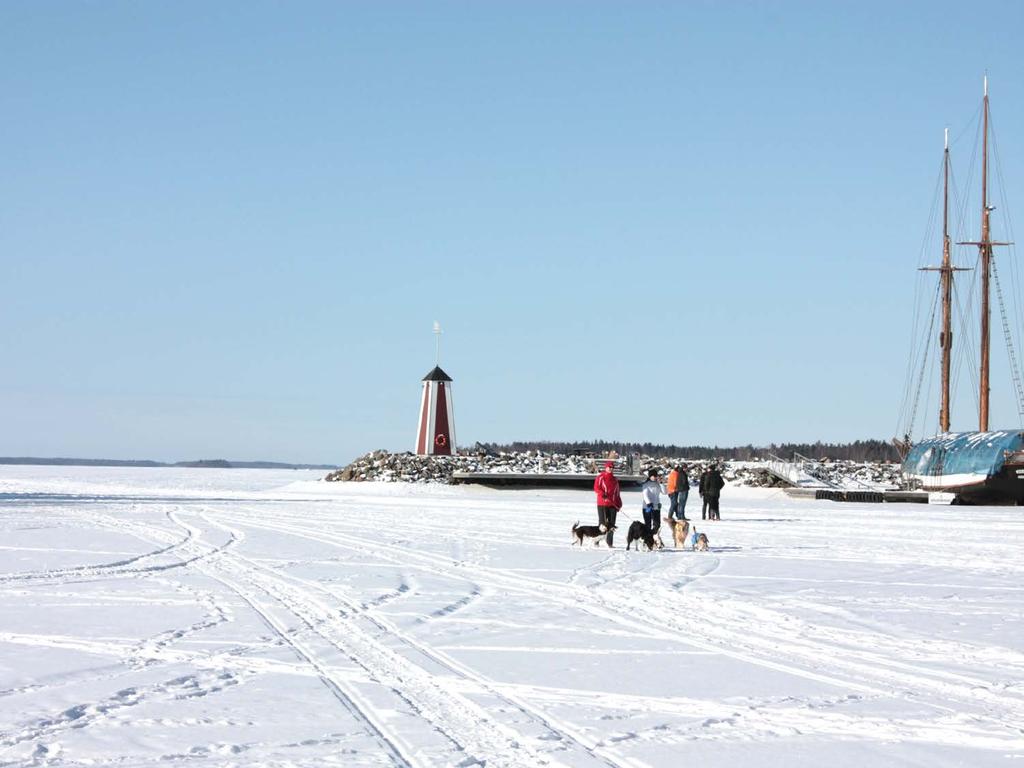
[593,461,623,547]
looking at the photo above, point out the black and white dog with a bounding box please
[572,521,613,546]
[626,520,661,551]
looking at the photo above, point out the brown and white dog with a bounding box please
[664,517,690,549]
[694,532,710,551]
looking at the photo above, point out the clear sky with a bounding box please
[3,1,1024,465]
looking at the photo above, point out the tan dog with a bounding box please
[664,517,690,549]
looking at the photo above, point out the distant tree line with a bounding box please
[474,439,899,463]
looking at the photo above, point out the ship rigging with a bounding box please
[899,77,1024,504]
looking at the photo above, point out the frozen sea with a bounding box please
[0,465,1022,767]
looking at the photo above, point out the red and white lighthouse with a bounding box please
[415,366,456,455]
[416,322,457,456]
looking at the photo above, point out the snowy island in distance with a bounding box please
[0,456,338,470]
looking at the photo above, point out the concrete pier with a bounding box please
[783,488,928,504]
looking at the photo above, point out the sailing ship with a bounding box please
[901,77,1024,504]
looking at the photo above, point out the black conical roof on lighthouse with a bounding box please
[422,365,453,382]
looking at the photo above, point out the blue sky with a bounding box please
[3,1,1024,465]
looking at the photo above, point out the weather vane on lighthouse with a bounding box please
[416,322,456,456]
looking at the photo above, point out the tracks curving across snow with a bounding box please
[3,472,1024,766]
[214,505,1024,752]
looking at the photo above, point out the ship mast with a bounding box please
[980,75,992,431]
[922,129,969,432]
[941,130,954,432]
[960,75,1011,432]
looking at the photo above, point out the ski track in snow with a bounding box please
[0,467,1023,766]
[217,510,1024,733]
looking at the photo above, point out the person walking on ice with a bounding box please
[593,460,622,547]
[705,464,725,521]
[667,465,681,520]
[667,464,690,521]
[678,464,691,519]
[641,469,666,537]
[699,464,712,520]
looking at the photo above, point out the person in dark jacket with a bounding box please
[676,464,690,520]
[699,465,712,520]
[705,464,725,521]
[593,460,623,547]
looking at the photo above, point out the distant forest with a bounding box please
[475,439,900,463]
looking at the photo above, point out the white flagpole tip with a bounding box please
[944,127,949,149]
[984,74,988,97]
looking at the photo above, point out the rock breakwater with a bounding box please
[325,451,903,489]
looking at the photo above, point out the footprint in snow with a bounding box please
[32,742,62,758]
[607,731,638,743]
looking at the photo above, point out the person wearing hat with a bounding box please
[640,468,667,537]
[593,460,623,547]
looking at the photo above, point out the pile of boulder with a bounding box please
[324,449,604,483]
[800,459,904,489]
[722,460,902,490]
[325,450,903,489]
[724,465,791,488]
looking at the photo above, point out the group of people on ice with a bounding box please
[592,460,724,548]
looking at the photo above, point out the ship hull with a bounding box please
[908,467,1024,504]
[902,430,1024,505]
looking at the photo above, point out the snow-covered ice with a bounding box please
[1,466,1022,767]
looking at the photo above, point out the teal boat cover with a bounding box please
[903,430,1024,478]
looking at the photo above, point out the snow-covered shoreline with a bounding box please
[1,466,1021,766]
